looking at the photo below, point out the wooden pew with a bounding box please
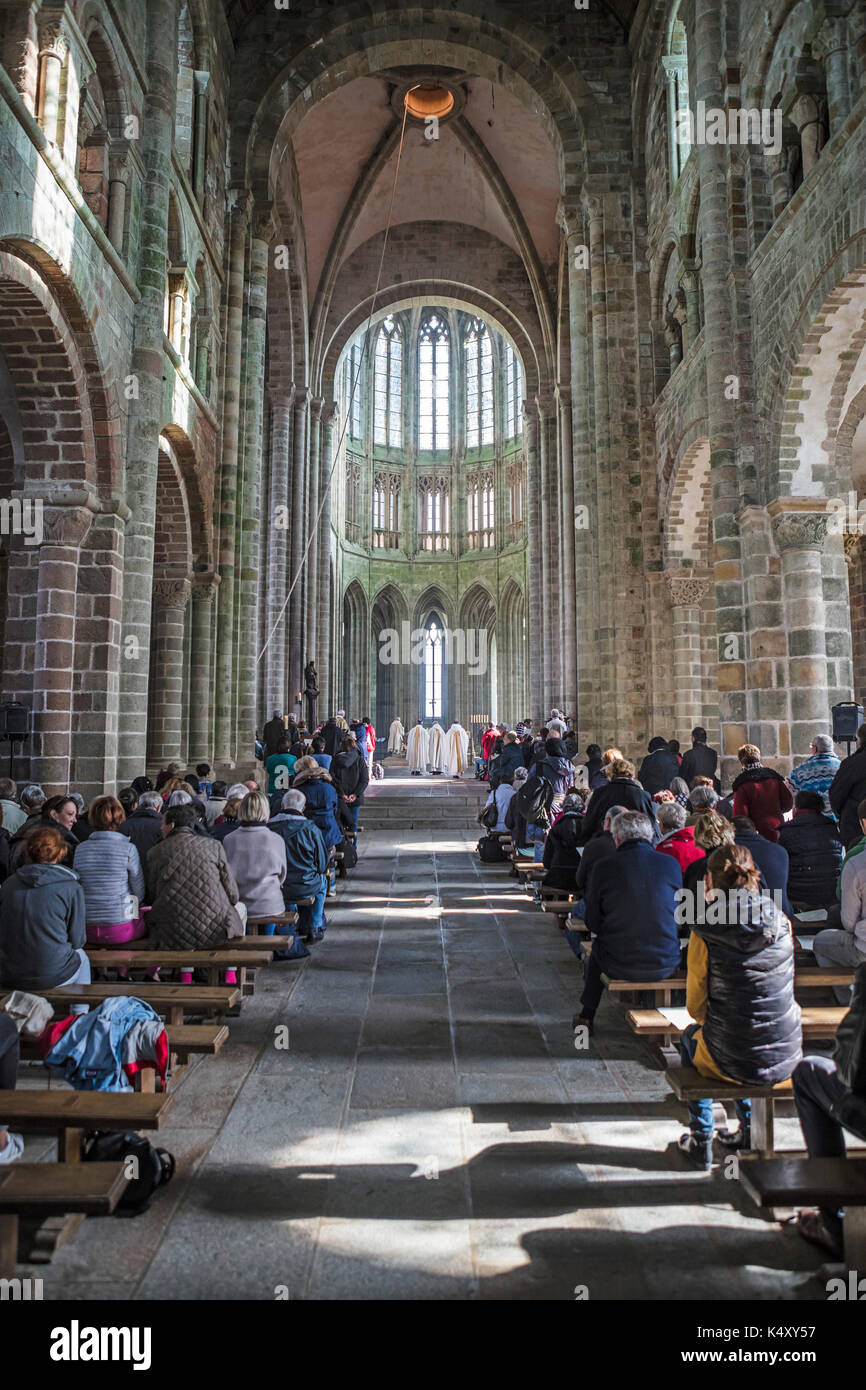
[85,948,272,990]
[0,1163,130,1279]
[540,899,575,931]
[86,933,295,953]
[0,1090,169,1161]
[629,1004,845,1045]
[605,968,854,1003]
[39,982,240,1027]
[665,1065,793,1155]
[739,1157,866,1269]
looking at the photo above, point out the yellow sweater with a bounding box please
[685,933,738,1083]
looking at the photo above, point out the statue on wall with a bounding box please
[304,660,319,730]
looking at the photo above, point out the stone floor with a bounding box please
[19,771,833,1300]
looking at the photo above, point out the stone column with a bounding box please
[666,571,710,745]
[214,187,251,764]
[769,501,831,764]
[307,397,324,681]
[32,501,96,794]
[536,389,557,710]
[790,46,827,177]
[192,71,210,201]
[148,579,191,766]
[35,15,67,146]
[3,2,39,114]
[116,0,180,785]
[188,573,218,764]
[822,11,851,137]
[317,402,339,714]
[556,385,577,717]
[522,400,542,718]
[264,387,294,713]
[288,388,311,705]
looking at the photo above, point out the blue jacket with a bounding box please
[268,813,328,902]
[490,742,523,789]
[734,830,792,918]
[45,996,163,1092]
[296,778,342,849]
[585,839,682,979]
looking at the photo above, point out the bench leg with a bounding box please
[0,1214,17,1279]
[58,1125,84,1163]
[843,1206,866,1272]
[750,1099,775,1156]
[168,1006,184,1027]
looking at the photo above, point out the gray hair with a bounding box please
[68,793,85,813]
[139,791,164,812]
[226,783,249,801]
[165,789,192,808]
[658,801,686,832]
[20,784,45,811]
[281,789,306,812]
[603,803,627,831]
[689,786,718,811]
[611,810,654,845]
[813,734,834,755]
[512,767,529,785]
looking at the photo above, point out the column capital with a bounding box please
[227,185,253,223]
[665,569,710,606]
[535,389,555,420]
[268,382,296,411]
[322,400,340,425]
[37,10,68,58]
[251,201,277,244]
[191,571,220,601]
[844,531,862,567]
[38,495,99,548]
[581,186,604,223]
[293,386,312,414]
[555,384,572,410]
[153,577,192,610]
[768,497,831,552]
[310,396,325,422]
[556,198,583,241]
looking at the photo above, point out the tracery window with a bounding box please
[373,471,400,549]
[374,317,402,448]
[418,474,450,552]
[465,319,493,448]
[466,470,494,549]
[418,314,450,452]
[504,342,522,441]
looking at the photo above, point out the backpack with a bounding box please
[373,761,384,780]
[477,833,507,863]
[481,800,500,830]
[83,1130,175,1216]
[516,771,554,825]
[338,837,358,870]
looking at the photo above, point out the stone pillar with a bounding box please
[264,387,294,713]
[192,71,209,201]
[107,176,127,255]
[288,388,311,705]
[790,46,827,177]
[188,574,219,764]
[148,578,191,766]
[32,501,96,794]
[737,505,783,760]
[307,397,324,681]
[666,571,710,745]
[35,16,66,146]
[116,0,180,785]
[822,12,851,137]
[214,187,251,764]
[537,389,557,710]
[3,2,39,114]
[769,501,831,764]
[556,385,577,717]
[317,402,339,715]
[522,400,542,718]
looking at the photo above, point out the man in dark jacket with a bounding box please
[120,791,165,861]
[575,810,682,1029]
[638,736,681,796]
[579,762,655,844]
[262,711,286,759]
[321,716,343,759]
[680,728,720,791]
[829,724,866,849]
[575,808,622,900]
[268,790,329,939]
[777,791,844,908]
[583,745,604,788]
[489,732,523,789]
[330,737,369,834]
[733,817,792,918]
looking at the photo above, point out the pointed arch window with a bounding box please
[418,314,450,451]
[418,475,449,552]
[424,616,444,720]
[344,340,363,440]
[465,318,493,448]
[374,317,402,448]
[467,470,494,549]
[504,342,523,441]
[665,3,691,186]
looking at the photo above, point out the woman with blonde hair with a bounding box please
[682,812,735,897]
[222,790,287,922]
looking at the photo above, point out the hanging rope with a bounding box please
[257,93,414,665]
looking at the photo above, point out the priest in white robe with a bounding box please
[428,722,446,773]
[406,721,429,775]
[388,717,405,754]
[441,722,470,778]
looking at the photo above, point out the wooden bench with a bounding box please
[665,1065,793,1155]
[739,1157,866,1268]
[0,1090,169,1161]
[40,982,240,1027]
[20,1023,229,1091]
[85,948,272,989]
[0,1162,130,1278]
[86,933,295,953]
[540,899,575,931]
[606,969,854,1004]
[630,1005,845,1045]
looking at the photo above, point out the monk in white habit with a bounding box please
[442,721,470,778]
[387,717,405,754]
[406,720,429,775]
[428,721,446,774]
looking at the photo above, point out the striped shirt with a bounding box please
[72,831,145,924]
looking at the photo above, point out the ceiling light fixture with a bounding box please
[404,83,455,121]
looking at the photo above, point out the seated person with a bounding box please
[223,790,288,926]
[73,795,146,944]
[489,731,523,790]
[310,736,333,773]
[733,816,793,918]
[195,763,214,799]
[204,780,229,828]
[686,782,719,823]
[655,801,705,875]
[541,791,584,892]
[266,737,297,794]
[572,805,624,921]
[731,743,793,841]
[292,757,343,851]
[790,962,866,1259]
[575,810,683,1031]
[504,767,531,852]
[579,758,655,844]
[0,825,91,1014]
[479,778,516,834]
[678,844,801,1170]
[814,799,866,1004]
[10,794,78,874]
[777,790,843,910]
[147,804,244,949]
[0,1011,22,1164]
[211,785,247,840]
[682,811,735,902]
[268,790,329,942]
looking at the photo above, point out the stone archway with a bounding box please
[662,436,718,749]
[342,580,368,719]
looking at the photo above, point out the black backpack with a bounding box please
[477,833,507,863]
[338,837,358,870]
[516,771,554,824]
[481,800,500,830]
[83,1130,175,1216]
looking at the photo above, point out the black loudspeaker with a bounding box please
[832,702,864,743]
[0,703,30,739]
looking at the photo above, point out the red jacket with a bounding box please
[731,765,793,842]
[481,729,497,759]
[655,826,704,874]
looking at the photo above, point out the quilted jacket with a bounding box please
[145,827,244,949]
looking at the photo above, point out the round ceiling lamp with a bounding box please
[404,83,455,121]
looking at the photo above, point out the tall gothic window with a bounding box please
[345,341,363,440]
[373,471,400,549]
[465,319,493,448]
[418,314,450,452]
[424,616,444,720]
[374,317,402,447]
[504,342,522,440]
[467,471,494,549]
[418,475,449,551]
[665,3,691,186]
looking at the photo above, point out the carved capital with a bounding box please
[252,202,277,244]
[768,499,830,553]
[581,187,604,223]
[322,400,339,426]
[666,570,710,606]
[310,396,325,423]
[37,16,69,60]
[844,531,862,567]
[191,572,220,602]
[153,577,192,610]
[40,504,95,549]
[556,198,583,241]
[293,385,312,416]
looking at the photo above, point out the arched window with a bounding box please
[418,314,450,451]
[504,342,522,441]
[344,340,363,440]
[423,615,445,721]
[373,471,400,549]
[465,318,493,448]
[374,317,402,447]
[665,3,691,187]
[467,470,494,549]
[418,475,449,551]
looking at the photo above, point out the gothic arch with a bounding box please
[342,579,368,718]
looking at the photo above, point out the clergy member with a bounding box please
[428,721,446,774]
[442,721,469,779]
[406,720,429,776]
[388,717,405,755]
